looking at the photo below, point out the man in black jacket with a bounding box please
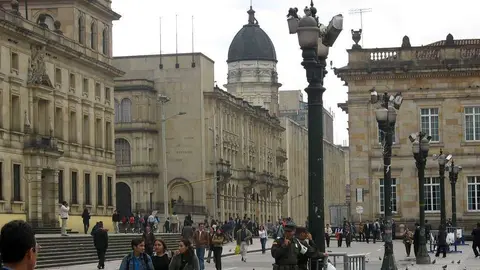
[296,227,322,270]
[472,222,480,257]
[93,221,109,269]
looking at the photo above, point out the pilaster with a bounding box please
[26,167,42,227]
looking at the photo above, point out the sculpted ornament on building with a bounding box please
[28,45,53,87]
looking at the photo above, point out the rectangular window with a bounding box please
[69,111,77,143]
[420,108,440,142]
[465,107,480,141]
[107,176,113,206]
[97,175,103,206]
[105,87,111,101]
[84,173,91,205]
[69,73,76,90]
[95,83,101,99]
[83,115,90,145]
[105,121,112,150]
[71,171,78,204]
[11,95,21,132]
[378,126,396,144]
[58,170,64,203]
[95,118,102,148]
[55,68,62,86]
[11,52,19,73]
[467,176,480,211]
[83,78,89,96]
[424,177,440,212]
[13,164,21,201]
[54,107,63,139]
[379,178,397,213]
[0,162,3,200]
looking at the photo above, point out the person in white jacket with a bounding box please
[59,201,70,236]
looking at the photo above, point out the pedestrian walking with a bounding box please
[82,208,91,234]
[59,201,70,236]
[259,225,268,254]
[169,239,199,270]
[142,226,156,256]
[151,239,171,270]
[0,220,39,270]
[193,223,209,270]
[334,227,343,247]
[236,222,253,262]
[93,221,108,269]
[403,227,413,257]
[471,222,480,257]
[435,224,448,258]
[112,210,120,233]
[324,224,333,248]
[206,225,216,264]
[211,227,226,270]
[119,238,154,270]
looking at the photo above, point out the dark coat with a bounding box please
[93,229,108,251]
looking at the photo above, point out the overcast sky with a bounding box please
[111,0,479,146]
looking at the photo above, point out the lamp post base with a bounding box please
[416,245,431,265]
[381,253,398,270]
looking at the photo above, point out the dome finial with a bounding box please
[247,3,258,25]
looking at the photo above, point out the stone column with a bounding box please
[26,168,42,227]
[32,98,39,134]
[220,190,225,221]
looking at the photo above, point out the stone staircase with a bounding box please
[33,227,79,234]
[35,233,181,269]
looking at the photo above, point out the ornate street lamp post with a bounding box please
[370,90,403,270]
[409,132,432,264]
[433,150,452,242]
[447,161,462,227]
[286,2,343,266]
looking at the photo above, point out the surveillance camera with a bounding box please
[408,133,417,142]
[322,14,343,47]
[426,135,433,141]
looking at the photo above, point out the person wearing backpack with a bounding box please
[119,238,154,270]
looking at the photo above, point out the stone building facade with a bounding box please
[279,90,335,143]
[113,53,289,223]
[0,1,122,231]
[336,34,480,229]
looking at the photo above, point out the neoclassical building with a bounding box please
[0,1,122,231]
[113,53,289,223]
[336,34,480,229]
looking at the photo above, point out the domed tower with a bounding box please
[224,6,281,116]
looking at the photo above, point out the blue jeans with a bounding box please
[196,247,205,270]
[260,238,267,253]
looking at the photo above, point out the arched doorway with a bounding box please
[116,182,131,218]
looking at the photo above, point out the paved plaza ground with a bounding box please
[42,239,479,270]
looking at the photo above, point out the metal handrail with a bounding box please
[316,252,367,270]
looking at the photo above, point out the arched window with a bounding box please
[114,99,121,123]
[120,98,132,123]
[78,16,85,44]
[90,22,97,49]
[115,138,131,165]
[102,28,109,55]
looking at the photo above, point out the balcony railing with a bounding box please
[24,135,63,154]
[117,164,159,175]
[134,201,207,215]
[115,121,158,132]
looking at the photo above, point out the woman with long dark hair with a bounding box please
[169,239,199,270]
[152,239,171,270]
[211,228,225,270]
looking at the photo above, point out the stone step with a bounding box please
[34,228,79,234]
[35,233,181,269]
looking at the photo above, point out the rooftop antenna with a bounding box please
[349,8,372,47]
[175,14,179,69]
[191,15,196,68]
[159,17,163,69]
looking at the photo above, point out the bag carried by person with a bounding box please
[234,245,241,255]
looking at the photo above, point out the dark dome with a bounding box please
[227,7,277,63]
